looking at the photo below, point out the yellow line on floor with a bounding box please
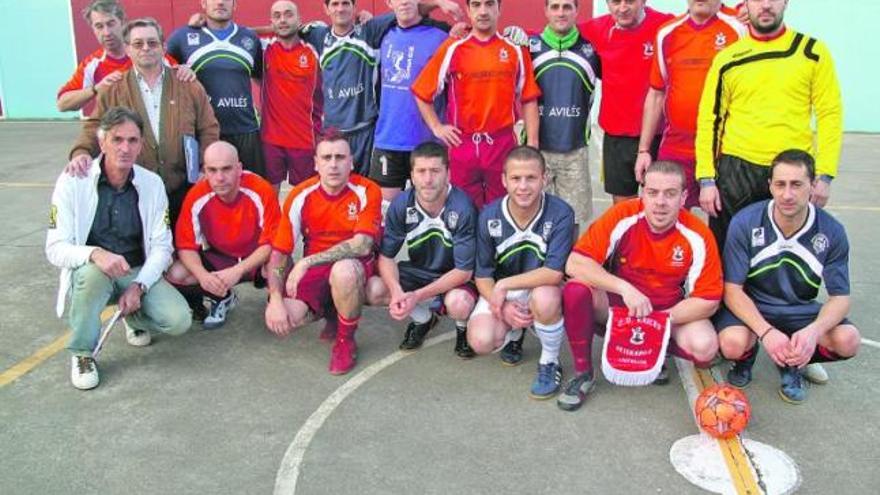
[692,367,764,495]
[0,182,54,188]
[0,306,116,388]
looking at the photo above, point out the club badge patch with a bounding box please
[488,219,503,238]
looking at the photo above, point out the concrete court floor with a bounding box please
[0,122,878,495]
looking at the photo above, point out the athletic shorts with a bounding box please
[602,133,660,197]
[714,305,852,337]
[656,150,699,210]
[471,288,531,319]
[711,154,772,251]
[200,249,267,288]
[344,124,376,177]
[450,128,517,209]
[286,257,376,318]
[369,148,410,189]
[398,263,477,314]
[223,131,265,178]
[262,142,315,186]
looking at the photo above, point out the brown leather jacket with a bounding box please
[70,68,220,193]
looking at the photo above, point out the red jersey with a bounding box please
[578,8,674,137]
[574,199,722,310]
[650,12,744,158]
[273,174,382,257]
[175,172,281,258]
[261,38,322,150]
[57,48,131,98]
[411,33,541,134]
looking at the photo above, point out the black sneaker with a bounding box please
[454,326,476,359]
[191,302,209,323]
[557,371,596,412]
[500,329,525,366]
[727,349,758,388]
[399,314,438,351]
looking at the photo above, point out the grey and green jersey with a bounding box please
[529,27,600,153]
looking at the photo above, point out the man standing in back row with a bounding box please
[695,0,843,249]
[579,0,673,204]
[413,0,542,209]
[168,0,265,177]
[530,0,601,230]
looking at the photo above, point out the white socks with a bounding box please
[535,318,564,365]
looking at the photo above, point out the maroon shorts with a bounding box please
[287,257,376,318]
[449,127,517,209]
[656,149,699,210]
[200,249,266,288]
[262,142,315,186]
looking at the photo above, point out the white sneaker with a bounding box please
[124,318,151,347]
[70,355,99,390]
[804,363,829,385]
[204,290,238,329]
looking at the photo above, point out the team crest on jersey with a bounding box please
[715,32,728,49]
[671,245,685,264]
[542,221,553,241]
[241,37,255,51]
[406,207,419,224]
[643,42,654,58]
[811,233,829,254]
[499,48,509,62]
[347,201,358,220]
[299,54,309,68]
[751,227,766,247]
[630,326,645,345]
[187,33,200,46]
[581,44,595,57]
[447,211,459,230]
[488,219,503,238]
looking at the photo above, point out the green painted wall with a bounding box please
[0,0,76,119]
[594,1,879,132]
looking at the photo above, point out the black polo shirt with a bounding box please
[87,167,145,268]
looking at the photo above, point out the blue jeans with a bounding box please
[67,264,191,356]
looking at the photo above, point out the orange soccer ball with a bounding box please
[695,383,751,439]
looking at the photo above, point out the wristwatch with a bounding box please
[699,178,716,187]
[818,174,834,184]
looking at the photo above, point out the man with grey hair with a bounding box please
[68,17,220,231]
[57,0,196,112]
[48,107,192,390]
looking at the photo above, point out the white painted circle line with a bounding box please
[274,331,455,495]
[860,338,880,350]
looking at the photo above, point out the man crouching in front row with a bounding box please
[47,107,191,390]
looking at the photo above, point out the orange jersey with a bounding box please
[274,174,382,256]
[175,172,281,258]
[574,199,722,310]
[650,13,744,157]
[57,49,131,98]
[411,33,541,134]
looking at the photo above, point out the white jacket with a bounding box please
[46,157,173,317]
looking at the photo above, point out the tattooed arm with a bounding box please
[285,234,374,299]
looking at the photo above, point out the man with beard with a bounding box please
[167,0,266,177]
[695,0,843,250]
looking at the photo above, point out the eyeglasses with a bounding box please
[128,39,161,50]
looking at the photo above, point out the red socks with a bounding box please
[563,281,595,375]
[337,314,360,341]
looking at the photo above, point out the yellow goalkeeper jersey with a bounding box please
[695,28,842,179]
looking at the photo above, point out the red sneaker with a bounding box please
[329,337,357,375]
